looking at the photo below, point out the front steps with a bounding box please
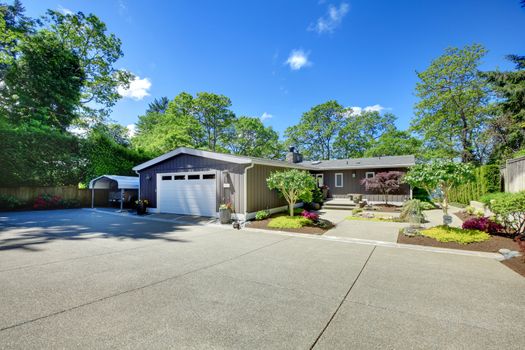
[323,200,358,210]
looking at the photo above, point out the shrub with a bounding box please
[301,210,319,221]
[478,192,508,205]
[352,208,363,216]
[487,192,525,235]
[448,165,501,204]
[462,217,504,235]
[267,169,317,216]
[311,186,324,204]
[255,210,270,221]
[421,226,490,244]
[33,193,63,209]
[399,199,424,222]
[61,199,81,208]
[267,216,312,229]
[419,201,436,210]
[0,194,25,210]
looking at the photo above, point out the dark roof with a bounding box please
[133,147,415,171]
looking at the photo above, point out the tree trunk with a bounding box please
[289,201,295,216]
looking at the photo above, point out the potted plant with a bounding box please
[321,185,329,200]
[219,202,232,224]
[135,199,149,215]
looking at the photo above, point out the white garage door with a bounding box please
[157,172,217,217]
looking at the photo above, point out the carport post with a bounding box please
[120,188,124,212]
[91,188,94,208]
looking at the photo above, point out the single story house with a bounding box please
[132,147,416,220]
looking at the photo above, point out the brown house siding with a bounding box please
[245,164,289,213]
[137,154,247,213]
[317,168,410,198]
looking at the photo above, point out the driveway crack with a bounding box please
[309,245,376,349]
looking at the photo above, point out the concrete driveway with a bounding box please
[0,210,524,349]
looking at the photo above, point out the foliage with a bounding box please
[360,171,404,204]
[224,116,283,159]
[0,193,24,210]
[411,44,491,163]
[255,210,270,221]
[284,100,346,160]
[419,201,436,210]
[462,217,504,235]
[478,192,508,205]
[333,111,396,158]
[146,97,169,114]
[219,202,233,210]
[412,187,431,203]
[448,165,501,204]
[266,169,317,216]
[0,125,84,186]
[310,186,323,204]
[399,199,424,222]
[267,215,312,229]
[32,193,80,210]
[483,55,525,162]
[404,161,474,215]
[0,30,84,131]
[421,225,490,244]
[486,192,525,235]
[0,0,36,69]
[43,10,132,124]
[351,208,363,215]
[192,92,235,151]
[364,129,422,157]
[81,127,150,184]
[301,210,319,221]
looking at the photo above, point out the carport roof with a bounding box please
[88,175,139,190]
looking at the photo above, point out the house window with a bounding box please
[161,175,172,181]
[187,174,200,180]
[366,172,375,179]
[174,175,185,180]
[335,173,343,188]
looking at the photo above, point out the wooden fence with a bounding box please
[0,186,110,207]
[502,156,525,193]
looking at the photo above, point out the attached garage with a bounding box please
[156,172,217,216]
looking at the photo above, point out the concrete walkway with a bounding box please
[1,209,523,349]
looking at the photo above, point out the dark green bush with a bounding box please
[486,192,525,235]
[255,210,270,220]
[0,194,25,210]
[448,165,501,204]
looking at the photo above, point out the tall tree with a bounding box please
[285,100,346,160]
[225,116,283,158]
[0,31,84,130]
[364,129,422,158]
[146,96,169,114]
[43,10,133,124]
[333,111,395,158]
[411,44,490,163]
[483,55,525,161]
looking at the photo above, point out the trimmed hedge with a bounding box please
[448,165,501,204]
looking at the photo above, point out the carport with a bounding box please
[88,175,139,211]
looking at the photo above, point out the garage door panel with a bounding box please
[157,175,217,217]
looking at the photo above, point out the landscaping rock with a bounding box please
[498,248,522,260]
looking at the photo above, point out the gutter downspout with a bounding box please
[134,170,141,200]
[243,162,255,221]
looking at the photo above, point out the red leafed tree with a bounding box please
[361,171,405,205]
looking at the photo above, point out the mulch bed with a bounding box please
[246,214,333,235]
[371,204,402,213]
[501,257,525,278]
[397,233,517,253]
[454,211,477,222]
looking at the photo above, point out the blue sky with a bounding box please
[23,0,525,136]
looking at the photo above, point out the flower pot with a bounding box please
[219,208,231,224]
[136,204,147,215]
[321,188,328,199]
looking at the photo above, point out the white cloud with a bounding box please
[347,104,387,116]
[260,112,273,121]
[126,124,137,137]
[57,5,73,15]
[285,50,311,70]
[309,2,350,34]
[118,76,152,100]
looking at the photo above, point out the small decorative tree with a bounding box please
[267,169,317,216]
[360,171,405,205]
[404,161,474,221]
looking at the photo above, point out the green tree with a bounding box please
[146,96,169,114]
[483,55,525,161]
[225,116,283,158]
[43,10,133,124]
[404,161,474,217]
[0,0,36,70]
[1,31,84,130]
[334,111,396,158]
[364,129,422,157]
[411,44,490,163]
[266,169,317,216]
[285,100,345,160]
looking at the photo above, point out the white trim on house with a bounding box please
[365,171,375,179]
[335,173,343,188]
[315,174,324,187]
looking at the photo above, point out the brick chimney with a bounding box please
[286,146,303,163]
